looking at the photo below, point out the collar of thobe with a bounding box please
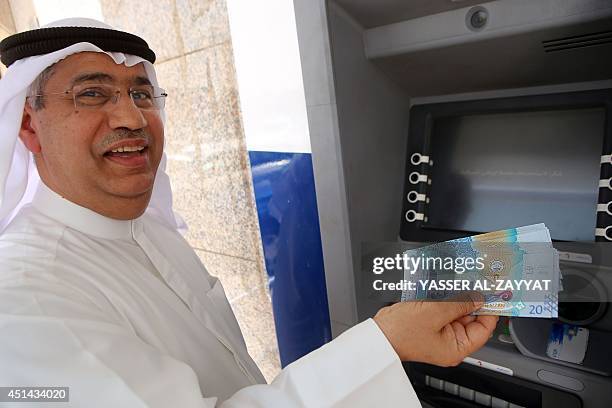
[31,181,140,241]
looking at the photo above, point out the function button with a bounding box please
[429,377,445,391]
[443,381,459,395]
[474,391,492,406]
[492,397,509,408]
[459,386,475,401]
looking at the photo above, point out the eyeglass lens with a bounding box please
[72,84,167,110]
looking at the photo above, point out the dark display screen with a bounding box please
[426,108,605,241]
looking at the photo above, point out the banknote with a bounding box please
[452,223,562,292]
[400,224,559,318]
[466,224,563,293]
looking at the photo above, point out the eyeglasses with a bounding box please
[28,83,168,111]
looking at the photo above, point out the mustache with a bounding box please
[99,129,150,150]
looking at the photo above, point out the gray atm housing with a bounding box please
[292,0,612,407]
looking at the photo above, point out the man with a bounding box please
[0,19,497,407]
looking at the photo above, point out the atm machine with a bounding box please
[292,0,612,406]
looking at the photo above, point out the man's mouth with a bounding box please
[105,145,147,157]
[103,141,150,167]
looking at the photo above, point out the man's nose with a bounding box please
[106,92,149,130]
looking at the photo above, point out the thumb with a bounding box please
[429,291,485,328]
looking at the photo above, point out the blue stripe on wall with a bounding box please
[248,151,332,367]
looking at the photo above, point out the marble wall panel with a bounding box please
[100,0,184,62]
[195,249,280,382]
[0,0,15,77]
[0,0,15,33]
[102,0,231,62]
[195,250,263,302]
[7,0,36,31]
[231,288,281,382]
[175,0,230,53]
[155,45,262,260]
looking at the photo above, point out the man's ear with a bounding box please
[19,104,42,154]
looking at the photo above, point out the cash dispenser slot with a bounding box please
[509,318,612,376]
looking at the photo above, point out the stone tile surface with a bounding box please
[175,0,231,53]
[7,0,37,31]
[100,0,185,62]
[0,2,15,77]
[155,45,262,260]
[0,0,15,33]
[102,0,231,63]
[196,249,280,382]
[228,284,281,383]
[195,249,263,303]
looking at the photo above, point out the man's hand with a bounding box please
[373,292,498,366]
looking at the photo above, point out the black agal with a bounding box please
[0,26,156,68]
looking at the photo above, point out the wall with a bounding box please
[327,3,411,320]
[99,0,280,381]
[0,0,15,77]
[7,0,37,31]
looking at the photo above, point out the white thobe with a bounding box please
[0,183,421,407]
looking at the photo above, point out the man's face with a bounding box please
[20,52,164,219]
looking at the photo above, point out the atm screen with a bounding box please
[426,107,605,241]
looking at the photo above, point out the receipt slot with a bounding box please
[293,0,612,406]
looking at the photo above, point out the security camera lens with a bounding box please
[466,7,488,31]
[471,10,487,28]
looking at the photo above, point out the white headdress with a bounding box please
[0,18,184,232]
